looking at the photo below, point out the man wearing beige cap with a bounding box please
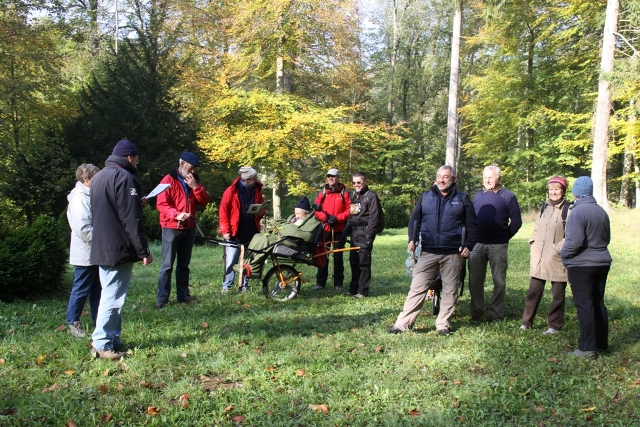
[313,168,351,291]
[219,167,266,292]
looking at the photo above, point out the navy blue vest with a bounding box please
[420,189,466,252]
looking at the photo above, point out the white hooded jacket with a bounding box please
[67,181,93,266]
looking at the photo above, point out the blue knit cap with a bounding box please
[112,139,139,157]
[572,176,593,197]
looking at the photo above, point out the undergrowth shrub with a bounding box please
[142,206,161,242]
[384,199,410,229]
[0,215,67,302]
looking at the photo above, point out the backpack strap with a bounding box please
[319,186,345,205]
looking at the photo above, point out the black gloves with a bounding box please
[326,214,338,226]
[337,233,348,246]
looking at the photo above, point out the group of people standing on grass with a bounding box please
[388,165,612,361]
[218,167,384,299]
[64,138,611,361]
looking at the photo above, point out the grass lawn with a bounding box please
[1,209,639,426]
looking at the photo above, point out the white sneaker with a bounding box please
[519,324,529,330]
[542,327,560,335]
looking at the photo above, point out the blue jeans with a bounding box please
[92,263,133,351]
[66,265,101,326]
[157,227,195,303]
[222,240,250,290]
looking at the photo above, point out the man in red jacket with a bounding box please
[219,167,265,293]
[155,152,209,307]
[313,168,351,291]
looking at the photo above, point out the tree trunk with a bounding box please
[386,0,400,125]
[446,2,462,167]
[591,0,619,210]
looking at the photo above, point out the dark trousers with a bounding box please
[521,277,567,330]
[567,265,610,351]
[349,232,373,296]
[157,227,196,303]
[315,231,344,288]
[66,265,101,326]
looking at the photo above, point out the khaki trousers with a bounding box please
[393,252,462,331]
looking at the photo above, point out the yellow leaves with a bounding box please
[63,370,75,375]
[581,406,596,412]
[308,404,329,414]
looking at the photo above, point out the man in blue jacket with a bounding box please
[468,165,522,322]
[388,165,477,335]
[90,139,154,360]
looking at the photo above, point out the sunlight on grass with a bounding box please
[0,209,639,426]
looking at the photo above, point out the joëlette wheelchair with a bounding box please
[197,217,360,302]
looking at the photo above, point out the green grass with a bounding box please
[1,210,639,426]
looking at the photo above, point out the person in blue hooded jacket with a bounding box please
[560,176,612,360]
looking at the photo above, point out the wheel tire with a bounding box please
[432,291,441,316]
[262,265,301,302]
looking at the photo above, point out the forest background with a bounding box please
[1,0,639,243]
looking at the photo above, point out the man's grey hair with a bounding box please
[483,165,501,177]
[438,165,456,177]
[76,163,100,183]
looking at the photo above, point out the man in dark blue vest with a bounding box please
[388,165,477,335]
[468,165,522,322]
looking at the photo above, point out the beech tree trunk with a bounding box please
[591,0,619,209]
[445,2,462,167]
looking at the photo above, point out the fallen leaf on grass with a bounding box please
[581,406,596,412]
[100,384,107,394]
[548,357,559,363]
[101,369,110,377]
[253,348,263,355]
[374,346,383,353]
[231,415,245,422]
[409,409,421,417]
[453,381,462,386]
[56,325,66,332]
[0,359,5,365]
[243,304,251,309]
[140,380,153,389]
[63,370,75,375]
[101,414,112,422]
[316,333,324,338]
[179,393,190,408]
[66,419,78,427]
[81,310,89,316]
[296,369,305,377]
[265,365,275,372]
[201,322,208,328]
[42,383,59,393]
[181,352,188,358]
[223,405,234,412]
[146,406,161,415]
[308,404,329,414]
[35,355,46,365]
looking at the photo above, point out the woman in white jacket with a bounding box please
[521,176,570,335]
[66,163,101,338]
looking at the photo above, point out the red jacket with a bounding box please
[314,182,351,232]
[219,177,265,237]
[157,168,210,230]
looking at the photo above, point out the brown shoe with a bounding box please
[91,347,127,360]
[181,297,198,304]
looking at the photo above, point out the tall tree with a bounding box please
[0,3,76,224]
[591,0,619,209]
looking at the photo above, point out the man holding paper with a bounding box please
[155,152,210,308]
[219,166,265,293]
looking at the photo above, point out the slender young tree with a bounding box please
[591,0,619,209]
